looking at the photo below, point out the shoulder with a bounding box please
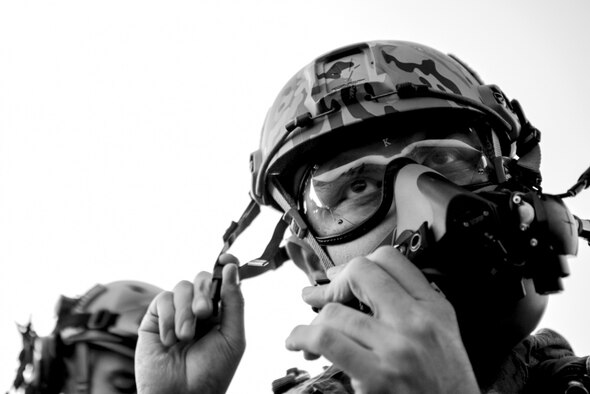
[487,328,590,393]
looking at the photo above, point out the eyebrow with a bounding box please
[314,157,389,183]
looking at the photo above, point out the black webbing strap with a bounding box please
[220,198,261,254]
[75,342,90,394]
[212,198,261,315]
[509,98,543,187]
[238,218,290,280]
[211,197,291,315]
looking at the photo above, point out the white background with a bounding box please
[1,1,589,392]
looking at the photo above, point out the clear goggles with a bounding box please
[299,128,494,243]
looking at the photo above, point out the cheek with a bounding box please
[326,209,397,266]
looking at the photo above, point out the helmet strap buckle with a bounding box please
[283,208,308,239]
[86,310,118,330]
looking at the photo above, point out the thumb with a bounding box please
[220,262,245,344]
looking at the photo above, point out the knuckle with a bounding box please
[172,279,193,293]
[319,302,342,319]
[194,271,212,286]
[311,326,337,351]
[344,258,372,283]
[351,312,373,332]
[347,256,369,272]
[407,309,434,333]
[155,290,173,307]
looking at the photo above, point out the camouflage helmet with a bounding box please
[56,280,162,358]
[250,40,533,208]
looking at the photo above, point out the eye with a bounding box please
[110,373,137,394]
[343,178,381,201]
[422,149,459,167]
[350,179,367,193]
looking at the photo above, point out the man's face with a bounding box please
[298,127,492,267]
[65,349,136,394]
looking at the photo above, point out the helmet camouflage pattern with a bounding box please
[251,40,525,207]
[57,280,162,357]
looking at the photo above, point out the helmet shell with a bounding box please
[252,40,520,206]
[58,280,162,358]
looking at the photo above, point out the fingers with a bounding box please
[368,246,441,301]
[138,291,166,337]
[302,255,412,318]
[219,263,245,346]
[286,318,379,378]
[302,246,442,314]
[138,254,244,350]
[149,291,177,346]
[312,302,390,349]
[173,280,196,341]
[193,271,213,319]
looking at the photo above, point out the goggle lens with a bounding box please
[301,134,492,240]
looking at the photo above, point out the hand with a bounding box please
[285,246,479,394]
[135,255,246,394]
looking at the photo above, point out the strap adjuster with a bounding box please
[283,208,308,239]
[87,310,117,330]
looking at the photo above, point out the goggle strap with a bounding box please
[269,179,335,272]
[491,129,502,158]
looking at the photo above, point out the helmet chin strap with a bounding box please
[210,179,335,315]
[74,342,90,394]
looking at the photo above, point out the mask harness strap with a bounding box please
[510,99,543,188]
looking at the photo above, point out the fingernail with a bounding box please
[225,264,240,285]
[231,264,240,285]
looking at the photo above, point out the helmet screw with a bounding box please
[512,195,522,205]
[530,238,538,247]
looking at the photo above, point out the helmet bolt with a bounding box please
[512,195,522,205]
